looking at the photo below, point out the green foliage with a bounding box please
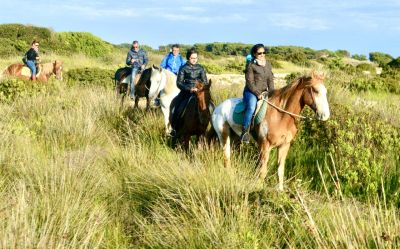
[55,32,114,56]
[388,57,400,69]
[202,62,225,74]
[0,78,53,102]
[356,63,376,74]
[66,67,114,89]
[369,52,393,67]
[335,49,350,58]
[295,104,400,202]
[351,54,367,61]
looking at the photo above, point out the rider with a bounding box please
[241,44,274,143]
[126,40,148,100]
[169,47,208,137]
[24,40,40,81]
[155,44,186,106]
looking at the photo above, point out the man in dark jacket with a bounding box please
[126,40,148,100]
[169,47,208,137]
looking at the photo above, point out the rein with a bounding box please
[262,87,315,120]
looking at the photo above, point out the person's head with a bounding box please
[171,44,180,56]
[186,47,198,65]
[251,44,266,60]
[132,40,139,50]
[31,40,40,48]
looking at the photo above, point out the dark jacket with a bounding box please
[26,48,39,61]
[245,61,274,96]
[176,63,208,92]
[126,48,148,68]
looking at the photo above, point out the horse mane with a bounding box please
[272,75,312,109]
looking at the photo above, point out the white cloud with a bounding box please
[268,14,330,30]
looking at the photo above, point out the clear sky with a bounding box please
[1,0,399,57]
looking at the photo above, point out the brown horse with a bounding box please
[170,79,213,149]
[3,61,63,82]
[211,72,330,190]
[114,67,152,110]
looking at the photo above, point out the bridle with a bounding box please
[262,86,316,120]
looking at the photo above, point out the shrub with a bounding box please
[0,78,52,102]
[369,52,393,67]
[66,67,114,89]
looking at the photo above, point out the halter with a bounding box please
[263,86,316,120]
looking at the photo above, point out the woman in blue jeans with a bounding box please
[241,44,274,143]
[24,40,40,81]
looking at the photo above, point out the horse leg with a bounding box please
[183,135,190,152]
[145,96,150,111]
[277,143,291,191]
[161,105,171,134]
[135,97,139,108]
[257,140,271,180]
[221,123,231,168]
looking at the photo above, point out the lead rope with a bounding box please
[263,98,313,120]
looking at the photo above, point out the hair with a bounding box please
[31,40,39,45]
[186,47,198,60]
[171,44,180,49]
[250,43,265,58]
[132,40,139,45]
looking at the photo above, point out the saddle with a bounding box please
[115,67,141,84]
[21,65,42,78]
[232,99,268,128]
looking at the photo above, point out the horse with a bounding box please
[3,61,63,82]
[114,67,152,110]
[170,79,213,149]
[147,65,179,133]
[211,71,330,191]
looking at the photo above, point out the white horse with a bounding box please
[148,65,180,133]
[211,72,330,190]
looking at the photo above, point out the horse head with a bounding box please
[53,60,63,80]
[195,79,212,111]
[301,71,330,121]
[148,64,165,100]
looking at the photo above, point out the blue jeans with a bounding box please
[26,60,36,78]
[242,87,258,130]
[130,67,139,99]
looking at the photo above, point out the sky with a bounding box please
[1,0,399,57]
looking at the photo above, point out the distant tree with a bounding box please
[351,54,367,61]
[335,49,350,58]
[387,57,400,69]
[369,52,393,67]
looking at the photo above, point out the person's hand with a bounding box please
[131,59,136,63]
[258,94,263,100]
[190,88,198,93]
[141,65,145,70]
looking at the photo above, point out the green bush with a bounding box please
[202,62,225,74]
[369,52,393,67]
[66,67,114,89]
[0,78,52,102]
[293,104,400,203]
[355,63,376,75]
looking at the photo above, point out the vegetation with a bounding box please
[0,23,399,248]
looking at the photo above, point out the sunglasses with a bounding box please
[257,51,266,55]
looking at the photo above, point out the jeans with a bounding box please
[130,67,139,99]
[242,87,258,130]
[26,60,36,77]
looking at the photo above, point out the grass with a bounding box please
[0,53,399,248]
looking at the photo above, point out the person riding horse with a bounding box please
[169,47,208,137]
[125,40,148,100]
[241,43,274,143]
[23,40,41,81]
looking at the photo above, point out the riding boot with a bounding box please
[240,126,250,143]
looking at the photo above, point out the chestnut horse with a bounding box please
[170,79,212,149]
[211,72,330,190]
[3,61,63,82]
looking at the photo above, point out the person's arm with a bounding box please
[176,67,191,92]
[200,65,208,85]
[126,52,132,66]
[245,63,260,96]
[160,54,168,69]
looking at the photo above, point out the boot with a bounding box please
[31,75,36,81]
[240,126,250,143]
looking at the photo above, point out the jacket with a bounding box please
[160,52,186,75]
[176,63,208,92]
[26,48,39,61]
[126,48,148,68]
[245,61,274,96]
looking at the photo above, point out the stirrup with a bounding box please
[240,131,250,143]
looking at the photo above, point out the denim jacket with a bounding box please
[126,48,148,68]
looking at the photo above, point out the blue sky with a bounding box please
[1,0,399,57]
